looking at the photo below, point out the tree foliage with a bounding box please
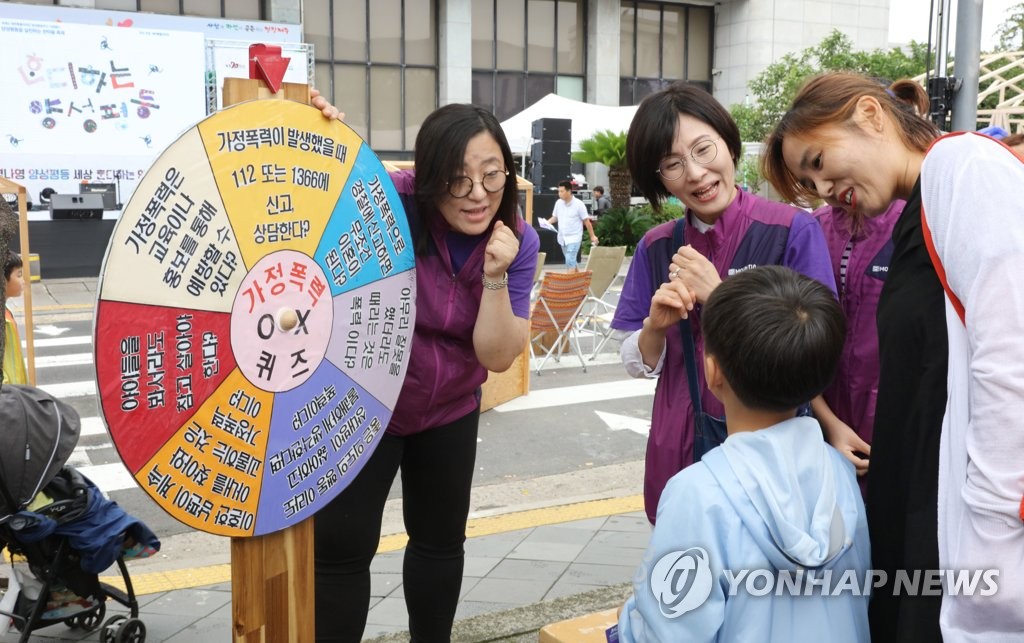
[730,30,930,144]
[995,2,1024,51]
[572,129,632,208]
[571,129,627,169]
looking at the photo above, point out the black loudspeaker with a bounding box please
[530,163,571,193]
[536,227,564,264]
[533,193,564,263]
[50,194,104,220]
[533,193,560,220]
[531,118,571,142]
[79,183,117,210]
[531,140,571,161]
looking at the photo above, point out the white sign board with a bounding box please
[0,19,207,213]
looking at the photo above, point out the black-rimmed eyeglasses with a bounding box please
[447,170,509,198]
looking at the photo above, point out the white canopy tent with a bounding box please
[499,93,639,154]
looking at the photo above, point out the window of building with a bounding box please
[619,1,712,105]
[472,0,585,121]
[95,0,265,18]
[312,0,438,156]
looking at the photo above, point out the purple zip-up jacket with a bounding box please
[385,170,540,436]
[813,201,902,446]
[611,188,836,523]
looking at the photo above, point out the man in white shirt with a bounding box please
[547,180,598,269]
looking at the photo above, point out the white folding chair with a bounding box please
[580,245,626,358]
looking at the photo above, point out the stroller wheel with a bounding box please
[101,614,127,642]
[78,600,106,631]
[115,617,146,643]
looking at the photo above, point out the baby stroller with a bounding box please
[0,385,155,642]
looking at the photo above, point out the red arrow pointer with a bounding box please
[249,43,291,94]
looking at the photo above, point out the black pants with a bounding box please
[314,409,479,642]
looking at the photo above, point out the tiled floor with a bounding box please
[362,512,649,638]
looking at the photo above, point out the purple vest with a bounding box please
[611,188,836,522]
[814,201,902,445]
[385,171,540,436]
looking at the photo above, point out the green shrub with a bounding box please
[631,201,683,227]
[589,207,655,255]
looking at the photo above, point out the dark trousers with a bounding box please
[314,409,480,642]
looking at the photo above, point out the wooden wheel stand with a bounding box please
[0,176,37,385]
[221,75,315,642]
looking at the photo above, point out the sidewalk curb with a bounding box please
[365,582,632,643]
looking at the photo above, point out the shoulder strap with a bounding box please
[672,218,705,420]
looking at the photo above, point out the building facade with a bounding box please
[4,0,892,157]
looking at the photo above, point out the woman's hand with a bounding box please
[310,87,344,122]
[645,271,697,331]
[671,245,721,303]
[483,221,519,282]
[823,417,871,476]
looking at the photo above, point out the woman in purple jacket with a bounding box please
[610,83,835,524]
[311,101,540,642]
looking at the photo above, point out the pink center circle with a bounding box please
[230,250,333,392]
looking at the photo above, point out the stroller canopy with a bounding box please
[0,385,81,516]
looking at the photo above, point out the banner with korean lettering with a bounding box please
[0,18,206,210]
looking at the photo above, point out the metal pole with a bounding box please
[951,0,984,131]
[935,0,952,76]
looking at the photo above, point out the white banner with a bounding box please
[0,19,207,214]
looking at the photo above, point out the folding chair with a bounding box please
[530,251,547,301]
[581,245,627,359]
[529,269,592,374]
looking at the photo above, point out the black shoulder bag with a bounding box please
[672,218,728,462]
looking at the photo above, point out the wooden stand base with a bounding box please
[230,517,315,642]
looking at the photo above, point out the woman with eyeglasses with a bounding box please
[310,100,540,642]
[609,82,835,524]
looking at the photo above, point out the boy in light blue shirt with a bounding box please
[618,265,870,642]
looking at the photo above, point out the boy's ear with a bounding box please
[704,353,724,399]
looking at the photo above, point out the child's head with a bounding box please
[4,251,23,299]
[702,265,845,413]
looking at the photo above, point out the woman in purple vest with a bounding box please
[810,201,901,484]
[610,82,835,524]
[311,99,540,642]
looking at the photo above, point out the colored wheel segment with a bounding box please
[95,99,416,536]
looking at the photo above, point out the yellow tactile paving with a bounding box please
[100,563,233,595]
[9,303,94,312]
[97,494,645,595]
